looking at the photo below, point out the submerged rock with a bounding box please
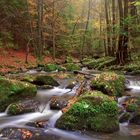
[7,100,40,115]
[56,91,119,133]
[0,76,37,112]
[91,72,125,97]
[26,120,48,128]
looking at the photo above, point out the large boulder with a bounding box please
[7,100,39,115]
[91,72,125,97]
[56,91,119,133]
[33,75,59,86]
[0,76,37,112]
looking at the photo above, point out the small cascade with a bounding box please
[125,76,140,91]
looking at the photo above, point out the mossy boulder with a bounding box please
[56,91,119,133]
[7,100,39,115]
[64,63,80,71]
[126,103,138,112]
[44,64,58,72]
[33,75,59,86]
[91,72,125,97]
[0,77,37,112]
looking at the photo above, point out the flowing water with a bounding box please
[0,72,140,140]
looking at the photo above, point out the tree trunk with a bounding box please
[116,0,129,65]
[37,0,43,59]
[52,0,56,60]
[105,0,111,56]
[111,0,116,56]
[81,0,91,59]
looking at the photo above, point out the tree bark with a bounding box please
[116,0,129,65]
[105,0,111,56]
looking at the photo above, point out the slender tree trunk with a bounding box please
[105,0,111,56]
[37,0,43,59]
[52,0,56,60]
[112,0,116,56]
[81,0,91,59]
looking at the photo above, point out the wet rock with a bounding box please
[130,113,140,125]
[0,76,37,112]
[33,75,59,86]
[66,81,76,89]
[56,91,119,133]
[26,120,48,128]
[50,96,68,110]
[0,127,50,140]
[119,112,131,123]
[37,85,53,90]
[7,100,40,115]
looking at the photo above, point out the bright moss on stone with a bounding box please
[56,91,119,133]
[91,72,125,97]
[0,77,37,112]
[33,75,59,86]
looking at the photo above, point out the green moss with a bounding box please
[65,56,73,63]
[64,63,80,71]
[33,75,59,86]
[126,104,138,112]
[56,91,119,133]
[83,57,116,69]
[44,64,58,72]
[91,72,125,97]
[7,104,21,115]
[0,77,37,112]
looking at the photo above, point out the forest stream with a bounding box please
[0,70,140,140]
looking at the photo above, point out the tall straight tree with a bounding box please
[104,0,111,56]
[37,0,43,59]
[116,0,129,65]
[111,0,116,56]
[81,0,91,59]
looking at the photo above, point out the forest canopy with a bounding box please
[0,0,140,64]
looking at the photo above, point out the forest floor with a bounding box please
[0,48,56,74]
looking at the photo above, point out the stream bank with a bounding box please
[0,69,140,140]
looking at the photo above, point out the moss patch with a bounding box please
[0,77,37,112]
[33,75,59,86]
[83,57,116,70]
[56,91,119,133]
[64,63,80,71]
[91,72,125,97]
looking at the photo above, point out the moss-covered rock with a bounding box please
[0,77,37,112]
[33,75,59,86]
[56,91,119,133]
[44,64,58,72]
[91,72,125,97]
[126,103,138,113]
[64,63,80,71]
[7,100,39,115]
